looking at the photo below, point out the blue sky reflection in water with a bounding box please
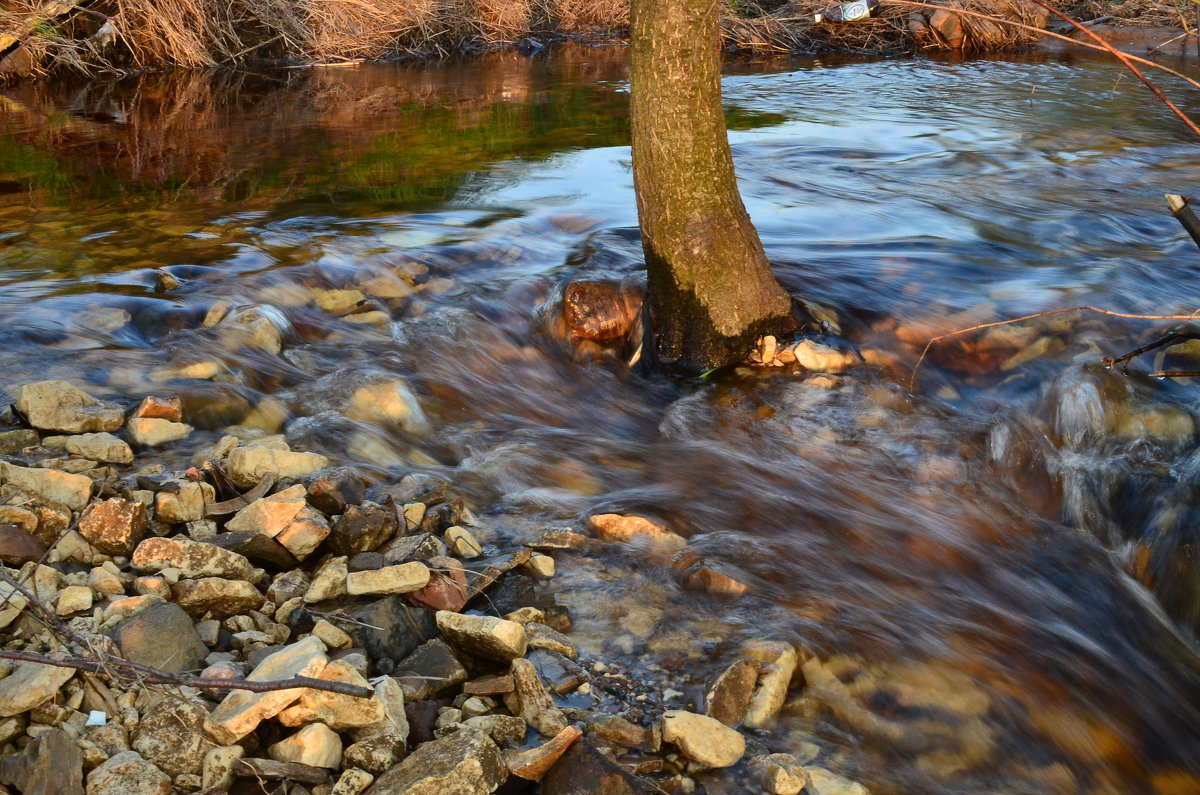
[4,46,1200,791]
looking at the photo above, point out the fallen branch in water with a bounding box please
[908,306,1200,390]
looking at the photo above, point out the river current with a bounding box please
[4,45,1200,792]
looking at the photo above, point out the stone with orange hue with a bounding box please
[78,498,147,555]
[587,514,685,547]
[563,281,643,342]
[132,396,183,422]
[505,724,582,781]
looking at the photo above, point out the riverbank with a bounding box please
[0,0,1187,80]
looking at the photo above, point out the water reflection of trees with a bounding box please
[0,45,633,210]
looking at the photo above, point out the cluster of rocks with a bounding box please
[0,378,870,794]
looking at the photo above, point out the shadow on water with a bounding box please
[5,43,1200,791]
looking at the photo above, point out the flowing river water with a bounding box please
[5,44,1200,792]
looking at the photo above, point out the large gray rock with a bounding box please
[15,380,123,433]
[133,696,210,778]
[364,727,505,795]
[343,594,437,664]
[0,727,83,795]
[111,601,209,673]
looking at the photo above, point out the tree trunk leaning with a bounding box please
[630,0,796,374]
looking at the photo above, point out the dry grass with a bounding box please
[0,0,1185,74]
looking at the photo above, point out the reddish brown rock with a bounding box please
[78,498,147,556]
[463,673,515,696]
[327,502,398,556]
[588,514,681,545]
[408,556,468,612]
[541,738,652,794]
[563,281,643,342]
[132,396,183,422]
[0,523,47,565]
[307,472,366,516]
[506,724,582,781]
[930,9,965,48]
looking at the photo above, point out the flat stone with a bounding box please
[363,727,505,795]
[408,557,469,612]
[0,727,83,795]
[347,561,431,596]
[111,601,210,673]
[505,658,567,737]
[225,484,308,535]
[462,673,515,697]
[329,502,399,556]
[0,660,75,717]
[526,623,578,659]
[228,447,329,490]
[233,757,333,784]
[127,417,193,447]
[277,659,386,729]
[132,535,254,580]
[381,532,445,565]
[661,711,745,768]
[269,722,343,768]
[750,753,812,795]
[154,481,215,524]
[85,751,171,795]
[705,659,759,727]
[0,523,47,565]
[133,696,210,778]
[0,461,92,511]
[64,432,133,464]
[172,577,265,618]
[204,635,328,745]
[506,724,582,781]
[78,498,147,555]
[15,380,123,434]
[436,611,527,662]
[590,715,651,750]
[528,649,587,695]
[346,380,429,435]
[395,639,468,700]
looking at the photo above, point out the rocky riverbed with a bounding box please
[0,377,871,795]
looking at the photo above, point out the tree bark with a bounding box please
[630,0,795,374]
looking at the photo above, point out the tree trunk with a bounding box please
[630,0,796,374]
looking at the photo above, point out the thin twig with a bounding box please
[0,649,373,697]
[908,306,1200,389]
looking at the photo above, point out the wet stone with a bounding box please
[705,659,759,727]
[127,417,193,447]
[132,396,183,422]
[661,711,745,769]
[750,753,812,795]
[506,724,583,782]
[563,280,642,342]
[528,649,588,695]
[804,766,872,795]
[526,622,578,658]
[505,658,568,737]
[15,380,124,434]
[346,380,430,435]
[540,738,652,795]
